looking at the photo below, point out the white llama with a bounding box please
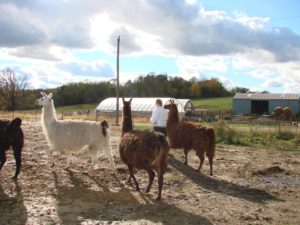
[36,92,115,172]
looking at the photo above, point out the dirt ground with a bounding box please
[1,120,300,225]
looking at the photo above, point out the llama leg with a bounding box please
[128,165,139,191]
[49,148,55,167]
[196,154,205,172]
[183,148,189,165]
[12,147,22,179]
[157,170,164,201]
[86,150,98,173]
[102,144,115,170]
[0,150,6,172]
[126,175,132,184]
[64,151,71,170]
[145,168,155,193]
[208,156,213,176]
[86,157,95,173]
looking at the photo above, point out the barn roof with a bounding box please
[233,93,300,100]
[96,97,186,113]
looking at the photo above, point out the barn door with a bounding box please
[251,100,269,114]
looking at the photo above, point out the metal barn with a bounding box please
[96,97,194,118]
[233,93,300,115]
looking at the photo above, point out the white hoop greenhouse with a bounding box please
[96,97,194,118]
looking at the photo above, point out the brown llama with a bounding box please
[119,97,170,200]
[165,100,215,175]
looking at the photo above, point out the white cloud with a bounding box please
[0,3,46,47]
[234,11,269,30]
[0,0,300,91]
[176,55,228,80]
[10,46,60,61]
[218,76,236,90]
[57,61,114,78]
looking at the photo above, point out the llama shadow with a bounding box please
[168,154,278,203]
[52,170,212,225]
[0,180,28,225]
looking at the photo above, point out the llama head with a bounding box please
[164,99,177,111]
[122,97,132,116]
[6,118,22,136]
[36,92,53,107]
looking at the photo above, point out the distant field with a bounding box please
[55,103,97,112]
[191,97,232,111]
[55,98,233,112]
[0,104,97,120]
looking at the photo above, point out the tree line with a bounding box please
[0,69,249,111]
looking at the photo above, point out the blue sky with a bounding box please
[0,0,300,93]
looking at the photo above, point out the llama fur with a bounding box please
[0,118,24,179]
[165,100,215,175]
[36,92,115,172]
[119,97,169,200]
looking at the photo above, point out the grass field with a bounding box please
[191,97,232,111]
[54,97,234,112]
[54,98,233,112]
[55,103,97,112]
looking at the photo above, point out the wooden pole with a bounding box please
[116,36,120,126]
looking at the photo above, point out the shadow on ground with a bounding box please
[168,154,279,203]
[0,179,28,225]
[52,170,212,225]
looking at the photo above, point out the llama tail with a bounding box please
[100,120,109,136]
[206,128,216,159]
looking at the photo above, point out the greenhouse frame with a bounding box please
[96,97,194,117]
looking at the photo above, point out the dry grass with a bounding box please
[0,111,152,125]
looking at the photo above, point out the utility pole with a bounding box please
[116,36,120,126]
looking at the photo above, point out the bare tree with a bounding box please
[0,68,28,112]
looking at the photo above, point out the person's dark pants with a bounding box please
[154,126,167,136]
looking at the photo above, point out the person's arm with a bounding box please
[151,108,158,125]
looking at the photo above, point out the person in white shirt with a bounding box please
[150,99,168,135]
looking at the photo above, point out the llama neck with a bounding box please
[122,110,133,134]
[42,100,57,125]
[167,108,179,130]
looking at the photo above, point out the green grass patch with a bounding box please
[55,104,97,112]
[191,97,232,111]
[214,120,300,151]
[134,124,152,131]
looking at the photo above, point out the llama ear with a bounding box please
[48,93,53,99]
[129,98,132,103]
[40,92,47,97]
[122,96,125,103]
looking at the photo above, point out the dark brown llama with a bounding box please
[119,97,170,200]
[165,100,215,175]
[0,118,24,179]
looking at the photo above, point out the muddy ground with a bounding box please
[1,120,300,225]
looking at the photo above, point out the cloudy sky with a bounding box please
[0,0,300,92]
